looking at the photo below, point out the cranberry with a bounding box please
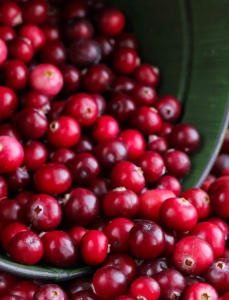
[92,94,106,116]
[95,35,115,61]
[160,121,173,139]
[30,63,63,96]
[62,1,88,20]
[210,184,229,218]
[0,2,22,27]
[39,40,67,66]
[221,128,229,153]
[138,188,175,223]
[18,25,46,52]
[0,175,7,200]
[21,0,48,24]
[60,64,81,95]
[212,153,229,177]
[47,101,65,121]
[220,292,229,300]
[131,84,157,107]
[154,95,182,122]
[134,64,159,87]
[65,278,93,296]
[137,257,168,277]
[208,217,229,240]
[115,296,134,300]
[65,18,94,41]
[7,38,33,63]
[183,283,218,300]
[113,47,139,74]
[68,226,87,246]
[164,149,191,178]
[63,188,100,226]
[2,60,28,90]
[147,135,168,154]
[33,284,68,300]
[83,64,113,93]
[208,175,229,194]
[4,166,31,192]
[9,281,39,300]
[0,199,23,228]
[15,190,34,207]
[97,8,125,36]
[33,163,72,194]
[72,135,94,154]
[67,153,100,185]
[68,39,101,69]
[87,178,111,200]
[102,187,139,219]
[51,148,75,165]
[111,76,136,94]
[0,136,24,173]
[92,266,127,300]
[92,115,119,143]
[115,31,138,50]
[0,87,17,122]
[173,236,214,275]
[104,217,134,254]
[23,90,50,113]
[64,93,98,127]
[22,141,47,171]
[0,271,18,298]
[154,175,181,196]
[94,138,128,169]
[41,230,78,267]
[162,229,177,256]
[39,24,61,42]
[130,276,160,300]
[70,291,99,300]
[0,124,20,141]
[0,26,16,41]
[0,38,7,65]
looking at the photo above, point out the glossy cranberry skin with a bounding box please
[21,0,48,24]
[160,197,198,232]
[133,63,159,87]
[16,108,48,140]
[0,2,22,27]
[9,281,39,300]
[63,188,100,226]
[4,166,31,192]
[94,138,128,169]
[104,217,134,254]
[111,161,145,194]
[173,236,214,275]
[65,278,93,296]
[103,187,139,219]
[39,24,61,42]
[0,124,20,141]
[0,136,24,173]
[136,151,165,182]
[39,40,67,66]
[119,129,146,161]
[106,92,136,125]
[2,60,28,90]
[51,148,75,165]
[8,38,33,63]
[65,93,98,127]
[0,175,7,200]
[131,84,157,107]
[154,95,182,122]
[34,163,72,194]
[212,154,229,177]
[60,64,81,94]
[95,35,115,61]
[63,1,88,20]
[183,283,219,300]
[208,217,229,240]
[41,230,78,267]
[181,188,211,220]
[87,178,111,200]
[147,135,169,154]
[67,153,100,185]
[210,184,229,218]
[0,272,18,298]
[164,149,191,178]
[92,94,106,116]
[47,101,65,121]
[0,87,17,122]
[71,291,99,300]
[111,76,136,94]
[0,199,24,228]
[129,221,165,259]
[154,175,181,196]
[113,47,139,74]
[22,141,47,171]
[130,276,160,300]
[97,8,125,36]
[92,266,127,300]
[92,115,119,143]
[190,222,225,259]
[18,25,46,52]
[33,284,68,300]
[23,90,50,113]
[68,226,87,246]
[0,26,16,41]
[208,175,229,194]
[0,38,7,65]
[68,39,100,68]
[65,18,94,41]
[138,188,175,223]
[115,31,138,50]
[73,135,94,154]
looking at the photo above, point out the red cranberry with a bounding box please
[208,217,229,240]
[2,60,28,90]
[111,76,136,94]
[87,178,111,200]
[210,184,229,218]
[0,124,20,141]
[183,283,218,300]
[131,84,157,106]
[92,266,127,300]
[115,31,138,50]
[33,284,68,300]
[39,24,61,42]
[147,135,169,154]
[97,8,125,36]
[22,141,47,171]
[50,148,75,165]
[154,95,182,122]
[0,86,17,122]
[0,136,24,173]
[8,38,34,63]
[72,135,94,154]
[160,121,173,139]
[0,176,7,200]
[134,63,159,87]
[41,230,78,267]
[221,128,229,153]
[173,236,214,275]
[163,149,191,178]
[47,101,65,121]
[154,175,181,196]
[104,217,134,254]
[95,35,115,61]
[0,272,18,298]
[60,64,81,95]
[119,129,146,161]
[21,0,48,24]
[65,278,93,296]
[33,163,72,194]
[4,166,31,192]
[113,47,139,74]
[39,40,67,66]
[0,26,16,41]
[9,280,39,300]
[92,94,106,116]
[68,226,87,246]
[64,93,98,127]
[18,25,46,51]
[65,18,94,41]
[220,292,229,300]
[30,63,63,96]
[70,290,99,300]
[138,188,175,223]
[212,153,229,177]
[68,38,101,68]
[130,276,160,300]
[208,175,229,194]
[137,257,169,277]
[92,115,119,143]
[63,188,100,226]
[162,229,177,256]
[62,1,88,20]
[0,199,23,228]
[0,2,22,27]
[23,90,50,113]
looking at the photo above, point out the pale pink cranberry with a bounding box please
[0,38,7,65]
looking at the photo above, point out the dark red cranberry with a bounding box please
[4,166,31,192]
[115,31,138,50]
[23,90,50,114]
[130,276,160,300]
[104,217,134,253]
[34,163,72,194]
[45,4,61,25]
[65,18,94,41]
[0,124,20,141]
[68,39,101,68]
[0,86,18,122]
[90,215,109,232]
[211,153,229,177]
[119,129,146,161]
[33,284,68,300]
[60,64,81,94]
[162,229,177,256]
[22,141,47,171]
[47,101,65,121]
[41,230,78,267]
[0,176,7,200]
[9,280,39,300]
[163,149,191,178]
[39,40,67,66]
[63,188,100,226]
[154,95,182,122]
[154,175,181,196]
[2,60,28,90]
[8,38,34,63]
[70,291,99,300]
[72,135,94,154]
[92,94,106,116]
[0,199,23,228]
[15,190,34,207]
[68,226,87,246]
[208,217,229,240]
[87,178,111,200]
[95,35,115,61]
[64,93,98,127]
[94,138,128,169]
[111,76,136,94]
[18,25,46,52]
[63,1,88,20]
[65,278,93,296]
[160,122,173,139]
[51,148,75,165]
[0,26,16,41]
[39,24,61,42]
[21,0,48,24]
[185,275,205,287]
[92,115,119,143]
[137,257,169,277]
[220,292,229,300]
[210,184,229,218]
[134,63,159,87]
[106,92,136,124]
[0,2,22,27]
[131,84,157,107]
[0,271,18,298]
[221,128,229,153]
[113,47,139,74]
[97,8,125,36]
[182,283,218,300]
[208,175,229,194]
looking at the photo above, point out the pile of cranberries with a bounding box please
[0,0,229,299]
